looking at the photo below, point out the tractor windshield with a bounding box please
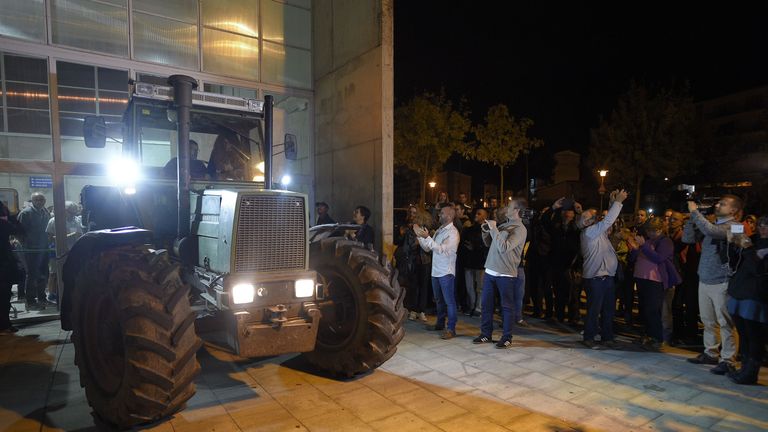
[132,100,265,182]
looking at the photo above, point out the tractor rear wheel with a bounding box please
[71,245,201,429]
[304,238,406,377]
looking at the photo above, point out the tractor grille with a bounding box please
[234,194,307,273]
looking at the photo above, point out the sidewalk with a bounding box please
[0,315,766,431]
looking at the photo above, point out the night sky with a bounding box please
[394,2,768,186]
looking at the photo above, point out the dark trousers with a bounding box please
[618,266,636,322]
[480,274,519,339]
[636,278,664,341]
[583,276,615,341]
[552,267,578,322]
[404,263,429,313]
[23,252,49,303]
[0,279,11,329]
[455,262,468,312]
[676,272,700,338]
[529,260,553,317]
[733,314,767,363]
[431,275,457,332]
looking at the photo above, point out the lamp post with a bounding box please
[428,181,437,206]
[598,169,608,213]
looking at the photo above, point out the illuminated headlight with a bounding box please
[107,158,142,193]
[232,283,255,304]
[295,279,314,298]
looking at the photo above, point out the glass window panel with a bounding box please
[97,90,129,115]
[201,0,259,38]
[97,67,129,92]
[59,113,86,137]
[0,174,54,210]
[202,28,259,80]
[60,115,122,161]
[133,12,199,70]
[0,135,52,160]
[5,83,50,110]
[57,62,95,88]
[133,0,198,23]
[4,54,48,84]
[262,0,311,49]
[203,83,256,99]
[58,87,96,113]
[262,42,311,89]
[7,109,51,135]
[284,0,310,9]
[0,0,46,42]
[51,0,129,57]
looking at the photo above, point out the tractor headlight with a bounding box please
[295,279,314,298]
[232,283,255,304]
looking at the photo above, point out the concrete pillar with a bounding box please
[313,0,394,256]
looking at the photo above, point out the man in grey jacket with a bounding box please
[684,195,742,374]
[473,202,527,349]
[577,189,628,349]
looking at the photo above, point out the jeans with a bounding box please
[480,273,519,339]
[583,276,615,342]
[464,269,483,312]
[23,251,49,303]
[661,286,676,342]
[699,281,736,362]
[431,275,457,332]
[636,278,664,342]
[514,267,526,322]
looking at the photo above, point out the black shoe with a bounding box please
[426,324,445,331]
[687,353,719,365]
[729,360,760,385]
[25,301,44,311]
[710,362,736,376]
[581,339,603,350]
[495,336,513,349]
[473,335,492,344]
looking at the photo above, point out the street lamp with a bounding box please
[428,181,437,205]
[598,169,608,213]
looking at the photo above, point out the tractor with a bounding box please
[60,75,405,429]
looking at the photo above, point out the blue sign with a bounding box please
[29,176,53,188]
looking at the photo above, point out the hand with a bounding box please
[687,201,698,213]
[552,197,565,210]
[609,190,617,202]
[613,189,628,203]
[573,202,583,214]
[635,235,645,246]
[413,224,429,238]
[345,230,357,239]
[485,219,497,231]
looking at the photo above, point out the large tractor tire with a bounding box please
[304,238,406,377]
[70,245,202,429]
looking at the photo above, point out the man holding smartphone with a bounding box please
[684,195,742,375]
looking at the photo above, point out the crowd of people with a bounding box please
[394,191,768,386]
[0,194,84,334]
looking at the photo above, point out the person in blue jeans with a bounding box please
[576,189,628,349]
[474,202,527,348]
[415,204,460,339]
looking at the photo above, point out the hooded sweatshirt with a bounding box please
[482,219,527,277]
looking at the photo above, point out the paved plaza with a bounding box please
[1,315,767,431]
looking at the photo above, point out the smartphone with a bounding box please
[731,224,745,234]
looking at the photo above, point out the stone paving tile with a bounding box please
[299,409,371,432]
[505,392,592,424]
[329,386,406,423]
[407,370,476,398]
[387,386,469,423]
[457,371,532,400]
[568,391,663,428]
[368,410,442,432]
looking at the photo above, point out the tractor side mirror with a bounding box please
[83,116,107,148]
[284,134,297,160]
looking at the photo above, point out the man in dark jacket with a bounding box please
[347,206,374,245]
[17,193,50,310]
[543,198,582,324]
[315,202,336,225]
[460,208,489,316]
[527,208,553,319]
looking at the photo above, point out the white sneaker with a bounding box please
[408,311,418,321]
[418,312,427,322]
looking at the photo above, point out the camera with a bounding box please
[520,207,537,221]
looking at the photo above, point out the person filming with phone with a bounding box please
[683,195,742,375]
